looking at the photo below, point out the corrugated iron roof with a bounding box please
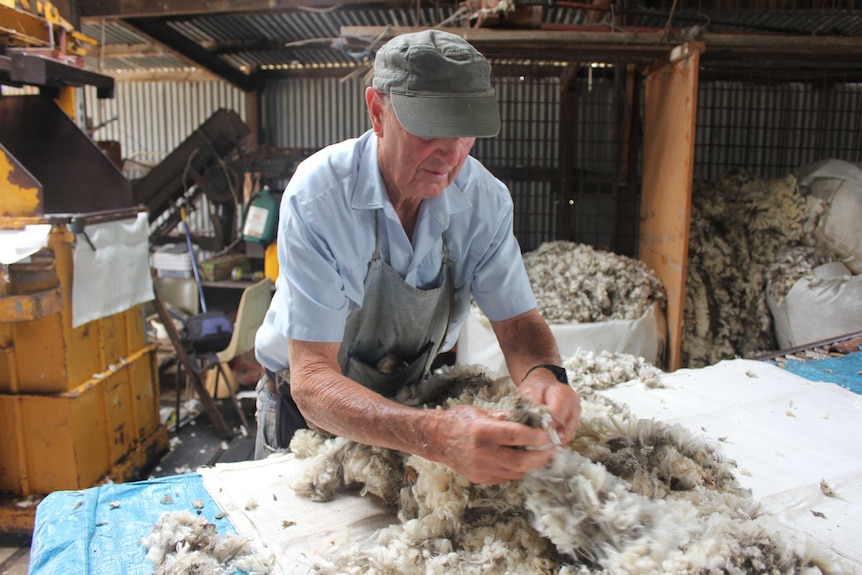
[76,3,862,87]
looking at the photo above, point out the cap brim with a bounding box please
[390,93,500,139]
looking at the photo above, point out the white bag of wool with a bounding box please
[767,252,862,350]
[795,158,862,274]
[457,241,667,377]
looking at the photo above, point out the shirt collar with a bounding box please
[351,130,472,229]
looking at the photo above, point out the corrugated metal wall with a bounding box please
[82,81,247,181]
[81,81,246,240]
[695,80,862,181]
[262,76,370,148]
[53,74,862,257]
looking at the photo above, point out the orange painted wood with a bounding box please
[639,43,703,371]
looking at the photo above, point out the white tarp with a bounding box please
[199,358,862,573]
[72,212,154,328]
[0,223,51,265]
[198,454,397,575]
[601,359,862,566]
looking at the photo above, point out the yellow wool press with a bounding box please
[0,95,167,536]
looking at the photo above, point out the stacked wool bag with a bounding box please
[682,171,821,367]
[289,354,847,575]
[766,246,862,349]
[796,159,862,274]
[764,160,862,349]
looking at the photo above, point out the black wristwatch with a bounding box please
[523,364,569,384]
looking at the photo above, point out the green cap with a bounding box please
[372,29,501,139]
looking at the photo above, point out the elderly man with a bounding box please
[254,29,580,484]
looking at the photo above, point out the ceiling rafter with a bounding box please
[78,0,433,19]
[122,16,257,90]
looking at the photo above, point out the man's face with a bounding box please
[368,89,476,204]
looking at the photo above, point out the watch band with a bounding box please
[523,364,569,384]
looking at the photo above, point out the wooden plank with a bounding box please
[341,26,862,67]
[341,26,674,60]
[638,43,703,372]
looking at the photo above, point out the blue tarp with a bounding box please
[782,350,862,395]
[29,473,234,575]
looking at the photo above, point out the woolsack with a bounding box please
[768,254,862,349]
[289,353,849,575]
[458,242,667,374]
[796,158,862,274]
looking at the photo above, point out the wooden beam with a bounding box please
[341,26,862,67]
[123,16,257,91]
[107,68,221,82]
[700,31,862,62]
[341,26,675,61]
[78,0,419,19]
[96,42,174,58]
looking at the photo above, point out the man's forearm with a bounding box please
[291,368,442,457]
[490,308,562,383]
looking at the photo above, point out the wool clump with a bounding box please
[289,355,849,574]
[140,509,275,574]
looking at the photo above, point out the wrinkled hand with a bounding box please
[519,374,581,446]
[430,405,556,484]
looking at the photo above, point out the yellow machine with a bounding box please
[1,4,167,536]
[1,0,105,117]
[0,0,97,56]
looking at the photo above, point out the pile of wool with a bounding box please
[562,349,664,390]
[141,509,274,575]
[518,241,666,324]
[289,355,846,575]
[682,171,828,367]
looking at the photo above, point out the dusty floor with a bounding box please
[0,365,260,575]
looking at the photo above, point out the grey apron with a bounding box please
[274,211,453,444]
[336,213,454,396]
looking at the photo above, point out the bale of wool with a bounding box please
[458,241,667,374]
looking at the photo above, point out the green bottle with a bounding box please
[242,185,278,243]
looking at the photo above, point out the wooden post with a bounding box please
[639,42,704,371]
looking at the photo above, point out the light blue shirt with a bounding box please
[255,130,536,372]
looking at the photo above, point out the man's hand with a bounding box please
[489,309,582,445]
[519,371,581,446]
[425,405,556,484]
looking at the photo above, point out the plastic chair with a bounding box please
[214,277,272,366]
[204,277,273,434]
[152,276,200,317]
